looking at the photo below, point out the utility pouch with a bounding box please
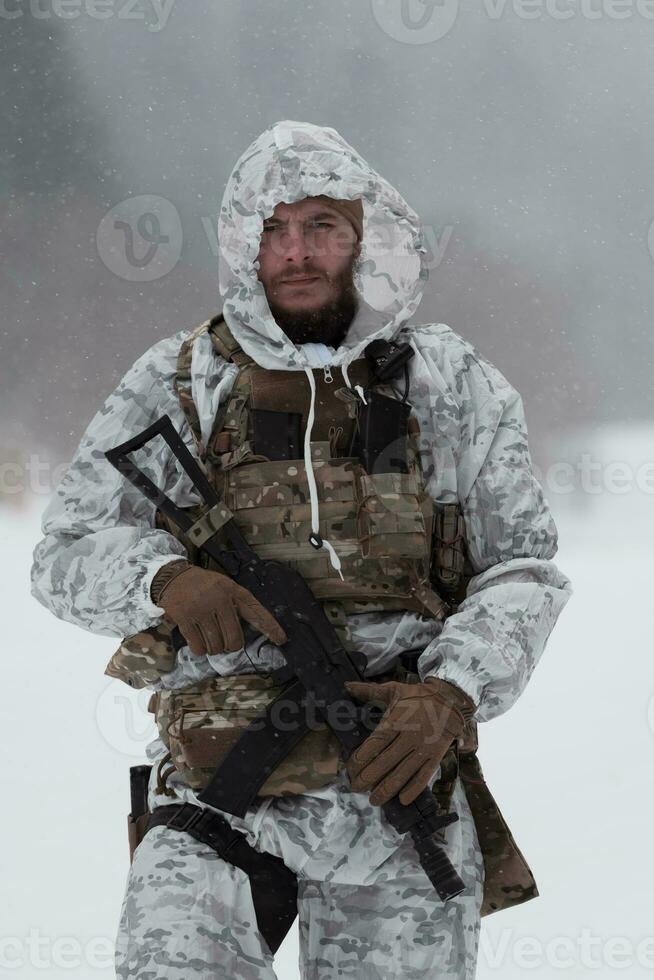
[152,674,342,797]
[350,390,411,474]
[356,470,428,560]
[127,764,152,864]
[105,619,179,690]
[431,502,469,604]
[252,408,302,460]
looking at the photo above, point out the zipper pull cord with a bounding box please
[304,366,343,580]
[340,361,367,404]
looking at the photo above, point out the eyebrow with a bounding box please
[262,210,340,226]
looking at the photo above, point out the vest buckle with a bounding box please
[165,803,205,834]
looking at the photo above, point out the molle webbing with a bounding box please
[174,314,375,468]
[165,313,443,617]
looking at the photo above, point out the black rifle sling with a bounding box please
[199,679,317,815]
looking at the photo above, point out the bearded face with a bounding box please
[255,198,361,348]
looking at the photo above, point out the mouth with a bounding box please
[280,276,320,285]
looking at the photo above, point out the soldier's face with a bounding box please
[255,198,360,346]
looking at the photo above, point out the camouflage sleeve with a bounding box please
[30,330,195,638]
[413,328,573,723]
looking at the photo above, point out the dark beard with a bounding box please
[267,274,359,348]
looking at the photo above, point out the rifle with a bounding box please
[105,414,466,902]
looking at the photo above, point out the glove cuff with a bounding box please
[150,559,193,605]
[423,676,477,723]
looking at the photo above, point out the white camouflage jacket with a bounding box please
[30,120,572,724]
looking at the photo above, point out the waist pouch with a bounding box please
[146,662,538,918]
[149,672,344,797]
[149,662,467,801]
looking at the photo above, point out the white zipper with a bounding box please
[323,365,333,383]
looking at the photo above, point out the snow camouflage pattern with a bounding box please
[30,119,572,977]
[115,764,484,979]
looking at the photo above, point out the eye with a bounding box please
[261,220,333,233]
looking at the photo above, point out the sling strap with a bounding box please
[146,802,298,955]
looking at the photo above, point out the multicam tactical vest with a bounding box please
[105,313,539,917]
[159,314,461,621]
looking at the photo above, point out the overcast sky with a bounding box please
[2,0,652,468]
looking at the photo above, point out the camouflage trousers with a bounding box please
[114,762,484,979]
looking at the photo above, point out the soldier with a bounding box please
[31,120,572,979]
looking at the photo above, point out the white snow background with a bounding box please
[3,424,653,978]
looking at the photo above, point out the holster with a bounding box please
[127,764,153,864]
[128,812,152,864]
[124,766,298,954]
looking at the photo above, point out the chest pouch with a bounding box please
[348,389,412,474]
[251,409,302,460]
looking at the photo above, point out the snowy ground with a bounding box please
[2,455,653,978]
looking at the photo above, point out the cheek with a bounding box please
[255,248,275,284]
[326,253,358,283]
[321,235,358,277]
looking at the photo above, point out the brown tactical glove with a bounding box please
[150,560,287,657]
[343,676,476,807]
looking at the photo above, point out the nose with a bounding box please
[280,225,313,264]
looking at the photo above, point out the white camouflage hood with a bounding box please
[30,119,572,726]
[217,119,430,373]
